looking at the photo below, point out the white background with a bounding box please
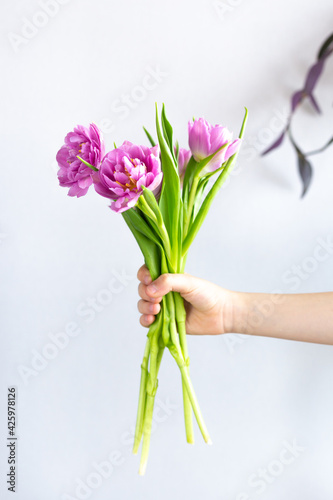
[1,1,333,499]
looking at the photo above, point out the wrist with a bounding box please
[227,291,249,335]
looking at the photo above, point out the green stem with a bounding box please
[139,320,160,475]
[183,174,200,236]
[133,310,162,455]
[173,293,189,359]
[160,252,171,346]
[174,292,194,443]
[132,336,150,455]
[138,340,165,474]
[165,292,182,353]
[161,296,170,346]
[182,157,197,207]
[180,364,211,444]
[166,288,194,444]
[181,375,194,443]
[156,343,165,374]
[139,393,155,475]
[169,346,211,444]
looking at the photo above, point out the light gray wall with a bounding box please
[2,1,333,499]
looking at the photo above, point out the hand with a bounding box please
[137,265,236,335]
[138,265,333,344]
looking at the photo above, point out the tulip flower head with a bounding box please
[94,141,163,213]
[188,117,241,172]
[56,123,105,197]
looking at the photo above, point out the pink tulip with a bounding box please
[94,141,163,213]
[188,118,241,171]
[57,123,105,197]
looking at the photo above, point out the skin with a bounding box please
[137,265,333,345]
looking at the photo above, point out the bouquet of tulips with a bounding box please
[57,104,247,474]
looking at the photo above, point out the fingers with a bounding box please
[137,265,152,285]
[138,269,198,303]
[139,314,155,328]
[137,266,196,300]
[137,266,161,328]
[137,266,199,329]
[146,273,196,299]
[138,282,162,303]
[138,296,160,328]
[137,299,161,316]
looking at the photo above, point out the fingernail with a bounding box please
[147,284,158,295]
[143,275,151,285]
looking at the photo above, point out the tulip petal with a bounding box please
[188,119,211,161]
[94,142,162,212]
[56,123,105,198]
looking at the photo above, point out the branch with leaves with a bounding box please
[262,33,333,197]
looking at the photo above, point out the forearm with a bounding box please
[232,291,333,345]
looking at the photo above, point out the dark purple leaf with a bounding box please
[307,93,321,113]
[304,59,325,94]
[262,129,286,155]
[291,90,304,111]
[318,33,333,60]
[297,154,313,197]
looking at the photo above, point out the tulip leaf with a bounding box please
[155,104,181,266]
[161,104,176,163]
[199,161,227,183]
[123,207,162,250]
[122,209,160,280]
[191,144,229,181]
[175,141,180,161]
[143,127,156,147]
[192,177,210,220]
[197,176,210,194]
[137,189,175,272]
[142,187,164,227]
[76,156,98,171]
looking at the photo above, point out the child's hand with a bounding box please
[138,265,333,344]
[137,265,236,335]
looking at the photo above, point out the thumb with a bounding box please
[146,273,198,300]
